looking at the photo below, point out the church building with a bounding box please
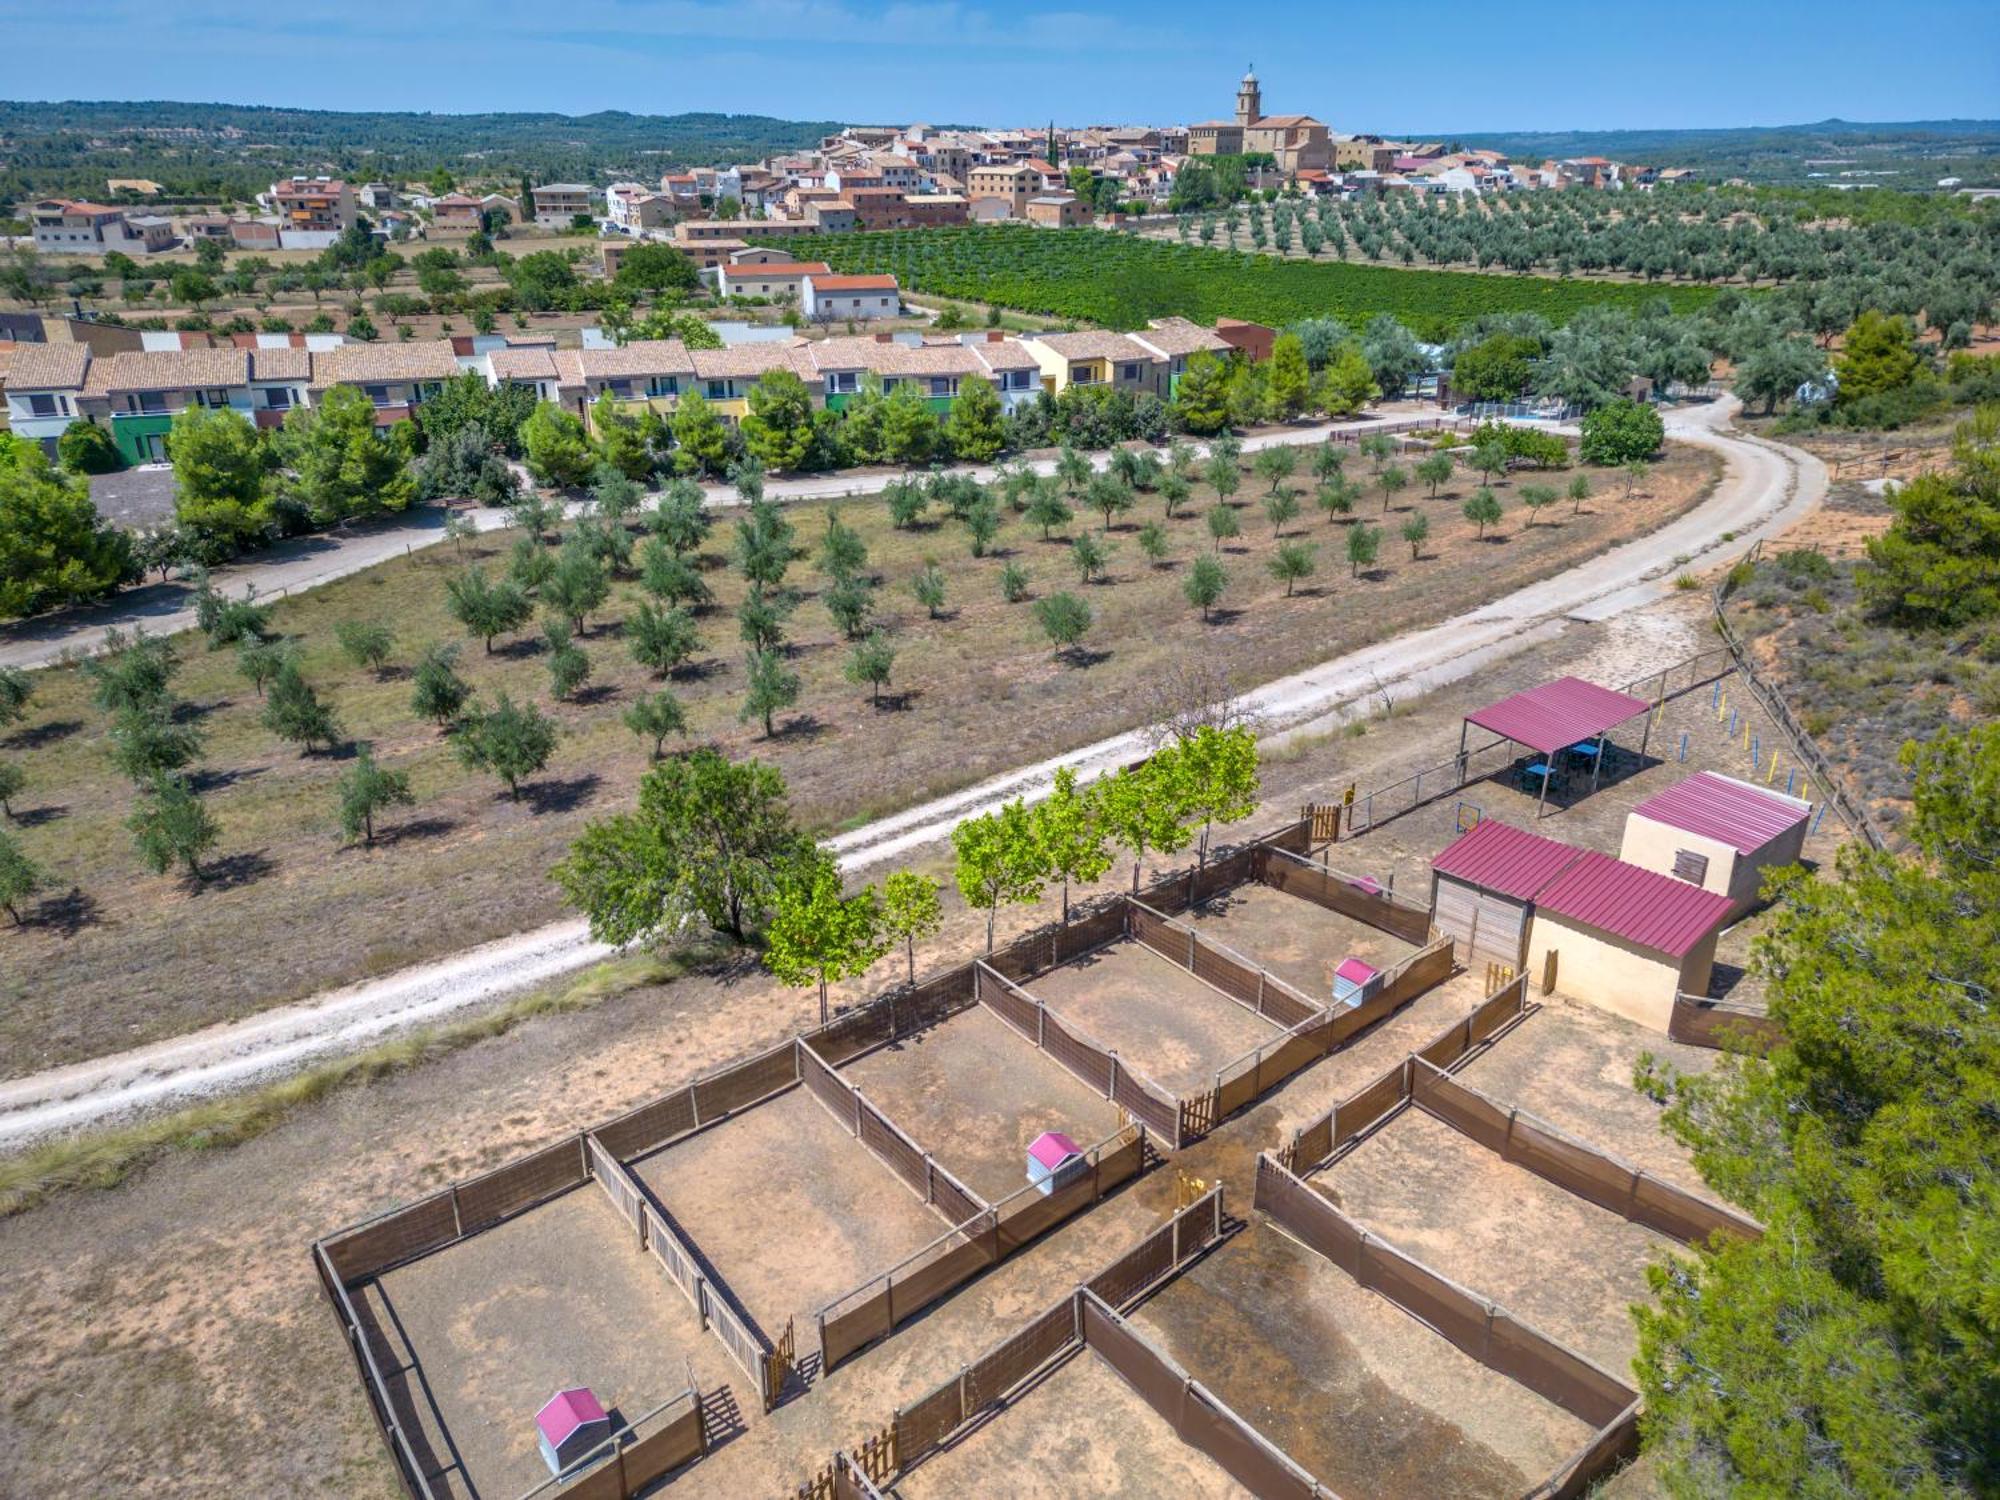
[1186,67,1334,174]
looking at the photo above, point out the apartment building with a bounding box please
[31,200,176,254]
[1022,330,1167,398]
[966,163,1040,217]
[1130,317,1234,395]
[270,176,359,233]
[3,341,91,457]
[530,183,596,228]
[309,342,462,424]
[712,261,832,300]
[606,183,676,235]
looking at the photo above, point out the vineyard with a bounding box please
[784,226,1725,337]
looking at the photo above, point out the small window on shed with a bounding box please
[1672,849,1709,885]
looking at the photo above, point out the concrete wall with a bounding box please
[1526,914,1715,1033]
[1620,813,1807,919]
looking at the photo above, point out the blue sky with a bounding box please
[5,0,1996,131]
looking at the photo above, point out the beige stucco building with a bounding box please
[1618,772,1811,919]
[1186,69,1333,173]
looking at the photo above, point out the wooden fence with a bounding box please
[513,1379,707,1500]
[1125,898,1323,1029]
[1283,972,1531,1172]
[796,1038,988,1229]
[1255,1153,1640,1429]
[815,1122,1148,1372]
[1253,845,1434,945]
[1409,1059,1761,1246]
[1668,992,1784,1054]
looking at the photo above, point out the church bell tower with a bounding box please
[1235,66,1261,127]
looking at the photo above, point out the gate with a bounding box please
[764,1317,796,1409]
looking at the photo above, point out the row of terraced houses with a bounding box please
[3,318,1241,465]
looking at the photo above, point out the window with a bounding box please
[706,380,729,399]
[26,393,60,418]
[648,376,679,397]
[1672,850,1710,885]
[1007,370,1032,391]
[1070,365,1096,385]
[1121,362,1143,382]
[829,372,858,394]
[201,388,231,408]
[136,391,169,415]
[605,379,633,399]
[364,385,393,407]
[263,387,293,411]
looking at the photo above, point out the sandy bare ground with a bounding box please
[0,398,1822,1146]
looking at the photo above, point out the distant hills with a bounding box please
[3,102,1996,210]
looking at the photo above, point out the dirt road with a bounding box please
[0,398,1820,1144]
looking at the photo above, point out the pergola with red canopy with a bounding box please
[1460,675,1652,817]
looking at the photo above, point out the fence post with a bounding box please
[925,1153,935,1206]
[1037,1001,1046,1048]
[1256,969,1267,1017]
[1106,1052,1120,1102]
[853,1086,864,1138]
[688,1081,701,1130]
[449,1184,463,1239]
[1187,927,1197,972]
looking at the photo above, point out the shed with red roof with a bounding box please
[1428,818,1586,971]
[1026,1130,1087,1195]
[1620,772,1811,918]
[1525,851,1734,1031]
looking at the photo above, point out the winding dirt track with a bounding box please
[0,398,1824,1145]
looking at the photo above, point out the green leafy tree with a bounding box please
[1172,352,1232,435]
[334,619,396,676]
[946,376,1007,462]
[883,478,928,530]
[736,590,793,654]
[1345,521,1382,578]
[1415,451,1454,498]
[741,369,820,472]
[1159,470,1193,518]
[1376,463,1408,513]
[0,761,23,818]
[1622,459,1651,498]
[1263,487,1301,536]
[1184,552,1228,621]
[639,541,712,613]
[520,403,596,489]
[1026,480,1074,538]
[816,510,867,582]
[0,437,135,618]
[1578,399,1665,466]
[129,774,220,883]
[107,701,202,784]
[0,828,44,923]
[1033,765,1111,923]
[278,385,414,522]
[881,869,943,983]
[881,381,942,466]
[1169,724,1260,864]
[336,742,415,845]
[1631,723,2000,1498]
[1464,488,1503,538]
[57,419,123,475]
[543,621,591,700]
[262,664,342,755]
[1519,483,1558,525]
[844,632,897,707]
[455,691,558,800]
[543,544,611,634]
[740,648,800,738]
[1835,309,1926,404]
[83,626,176,714]
[999,561,1029,602]
[1269,541,1317,595]
[1267,333,1313,419]
[951,798,1046,951]
[555,749,807,944]
[1316,476,1357,524]
[763,848,886,1023]
[648,478,712,554]
[1204,451,1241,505]
[670,391,732,476]
[1082,473,1133,532]
[1252,445,1297,498]
[0,667,32,730]
[912,560,948,618]
[410,642,471,725]
[1205,504,1240,552]
[1033,591,1093,659]
[1055,446,1092,498]
[446,566,532,653]
[1096,759,1191,893]
[1138,520,1171,567]
[731,499,796,596]
[1070,533,1112,585]
[1314,345,1379,417]
[1567,474,1593,514]
[623,690,690,759]
[631,600,702,676]
[1400,512,1430,560]
[612,242,701,294]
[590,399,653,484]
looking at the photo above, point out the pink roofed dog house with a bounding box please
[1330,957,1382,1009]
[1619,772,1811,919]
[1026,1131,1088,1196]
[536,1387,612,1477]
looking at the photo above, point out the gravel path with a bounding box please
[0,398,1821,1145]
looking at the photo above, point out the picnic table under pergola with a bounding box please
[1460,675,1653,818]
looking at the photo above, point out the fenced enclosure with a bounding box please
[796,1039,987,1229]
[1668,991,1783,1054]
[885,1187,1229,1474]
[513,1379,707,1500]
[1255,1152,1641,1490]
[815,1122,1147,1372]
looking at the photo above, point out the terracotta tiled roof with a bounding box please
[488,347,559,381]
[308,341,462,390]
[249,347,312,382]
[1134,317,1231,358]
[7,341,91,391]
[1032,330,1156,363]
[808,274,898,292]
[968,338,1041,373]
[84,348,248,397]
[689,343,814,380]
[572,340,697,379]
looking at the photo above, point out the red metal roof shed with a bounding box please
[1533,851,1734,957]
[1464,676,1651,756]
[1629,772,1810,855]
[1430,819,1587,901]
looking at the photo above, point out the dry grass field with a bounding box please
[0,440,1717,1076]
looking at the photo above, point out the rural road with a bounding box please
[0,397,1824,1145]
[0,405,1446,672]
